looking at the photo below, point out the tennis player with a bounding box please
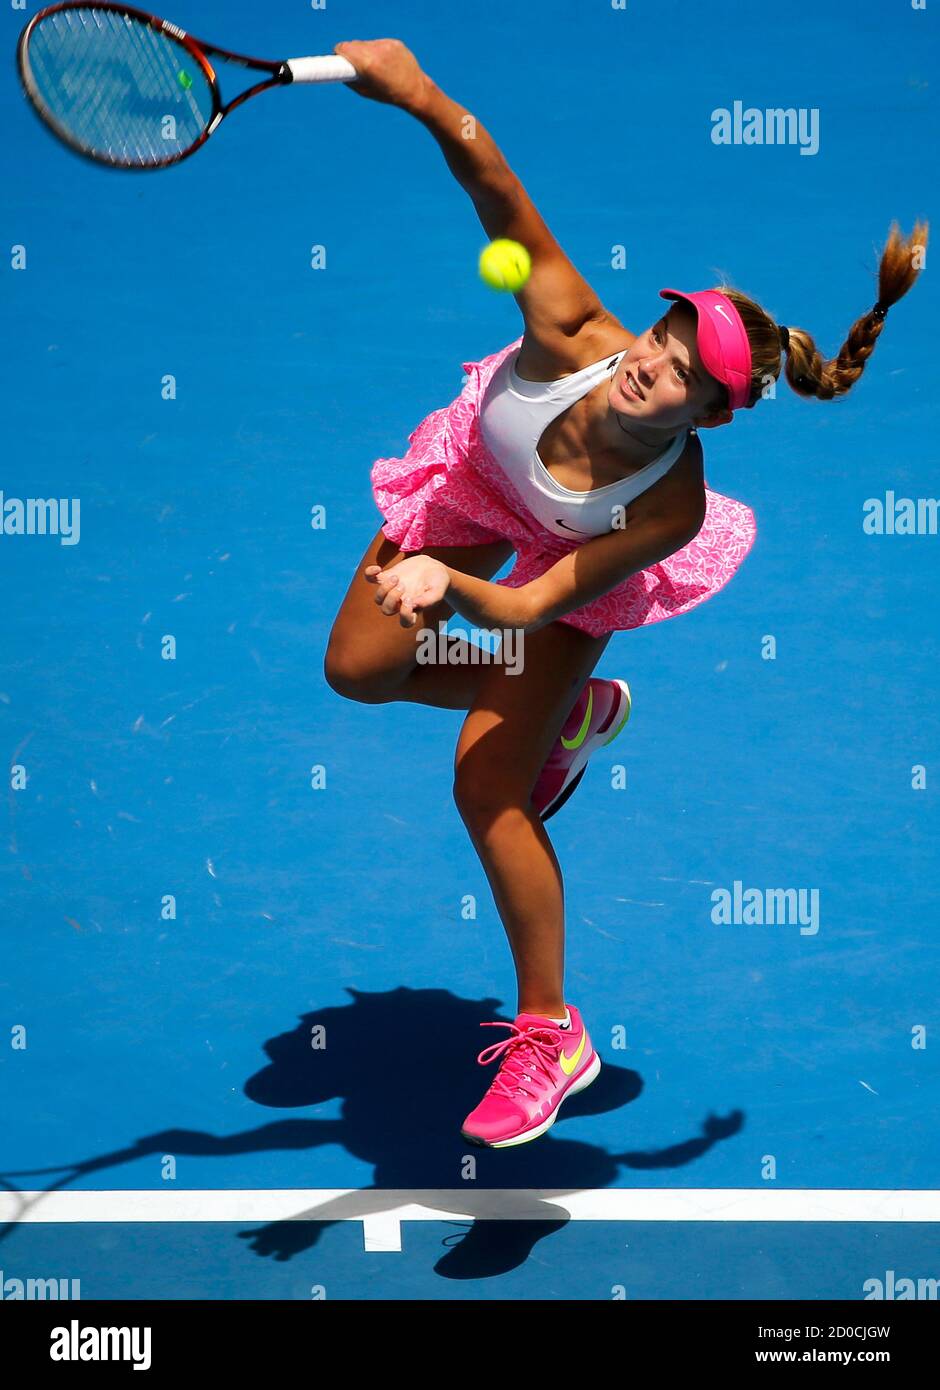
[323,39,928,1148]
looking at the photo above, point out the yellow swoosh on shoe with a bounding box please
[560,1031,586,1076]
[560,688,593,751]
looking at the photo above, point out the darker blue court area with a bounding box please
[1,0,937,1299]
[5,1220,940,1299]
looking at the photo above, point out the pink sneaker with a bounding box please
[460,1004,601,1148]
[532,678,632,821]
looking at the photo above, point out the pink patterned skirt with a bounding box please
[369,337,756,639]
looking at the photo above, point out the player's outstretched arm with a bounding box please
[335,38,607,342]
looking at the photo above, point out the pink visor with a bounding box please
[659,288,753,411]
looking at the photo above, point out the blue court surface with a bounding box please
[1,0,937,1300]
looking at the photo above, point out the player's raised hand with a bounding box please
[333,39,430,112]
[364,556,450,627]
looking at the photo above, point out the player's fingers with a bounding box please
[379,584,404,616]
[371,573,399,601]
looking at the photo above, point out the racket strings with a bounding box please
[25,5,215,166]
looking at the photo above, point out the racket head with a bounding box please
[17,1,223,170]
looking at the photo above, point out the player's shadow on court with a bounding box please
[0,986,743,1281]
[233,985,743,1277]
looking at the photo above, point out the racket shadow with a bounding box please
[0,987,745,1282]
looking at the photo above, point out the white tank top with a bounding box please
[478,343,689,540]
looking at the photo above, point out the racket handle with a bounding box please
[284,55,358,84]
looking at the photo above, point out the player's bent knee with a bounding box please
[322,646,398,704]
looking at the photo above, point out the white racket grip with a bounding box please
[285,55,358,84]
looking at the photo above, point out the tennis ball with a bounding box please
[479,238,532,293]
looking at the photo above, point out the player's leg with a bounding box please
[452,618,612,1017]
[324,524,515,709]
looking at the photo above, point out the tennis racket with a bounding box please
[17,1,360,170]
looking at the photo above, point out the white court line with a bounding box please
[2,1189,939,1253]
